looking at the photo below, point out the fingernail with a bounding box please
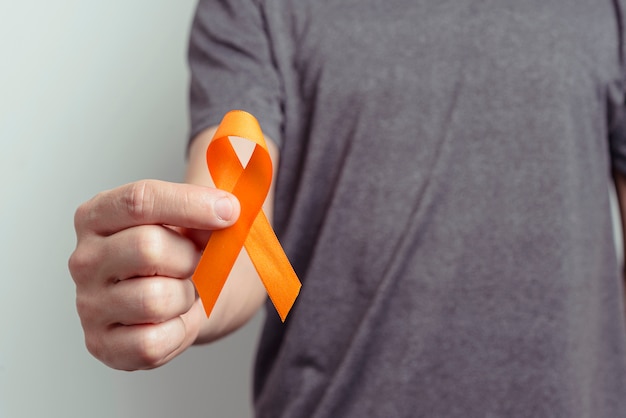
[214,197,235,221]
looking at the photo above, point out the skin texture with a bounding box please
[68,127,276,370]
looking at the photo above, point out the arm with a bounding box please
[612,170,626,306]
[69,127,278,370]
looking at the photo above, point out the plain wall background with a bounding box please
[0,2,262,417]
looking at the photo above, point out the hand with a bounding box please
[68,179,240,370]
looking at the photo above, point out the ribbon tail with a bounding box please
[244,212,301,322]
[192,222,249,318]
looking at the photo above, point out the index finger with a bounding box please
[75,180,240,236]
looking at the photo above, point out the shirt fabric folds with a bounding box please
[189,1,626,416]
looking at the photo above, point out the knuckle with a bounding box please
[83,322,169,370]
[124,180,156,222]
[73,200,95,233]
[139,280,171,322]
[133,227,165,269]
[73,203,87,230]
[135,327,166,367]
[68,248,94,283]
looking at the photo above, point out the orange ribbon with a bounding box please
[192,110,301,322]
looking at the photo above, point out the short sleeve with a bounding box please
[188,0,283,144]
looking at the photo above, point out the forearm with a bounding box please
[612,170,626,313]
[185,127,275,343]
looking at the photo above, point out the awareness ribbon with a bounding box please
[192,110,301,322]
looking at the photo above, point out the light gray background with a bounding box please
[0,2,261,417]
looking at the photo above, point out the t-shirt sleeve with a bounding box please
[187,0,283,144]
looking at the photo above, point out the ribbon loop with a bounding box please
[192,110,301,322]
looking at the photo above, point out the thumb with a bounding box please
[75,180,241,236]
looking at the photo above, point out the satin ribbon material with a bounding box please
[192,110,301,322]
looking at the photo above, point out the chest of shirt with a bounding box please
[264,0,622,108]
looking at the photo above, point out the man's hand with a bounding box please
[68,180,240,370]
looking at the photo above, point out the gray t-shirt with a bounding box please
[189,1,626,416]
